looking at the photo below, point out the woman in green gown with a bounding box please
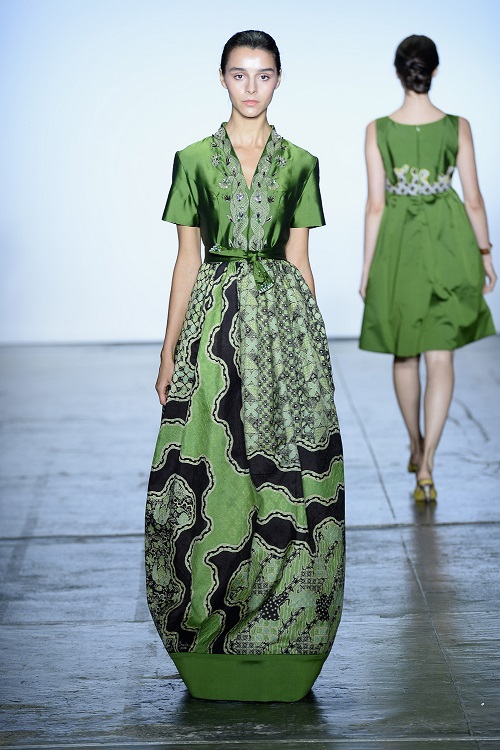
[359,35,496,502]
[145,30,345,702]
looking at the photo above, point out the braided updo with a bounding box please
[394,35,439,93]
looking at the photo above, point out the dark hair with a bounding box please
[220,30,281,74]
[394,35,439,93]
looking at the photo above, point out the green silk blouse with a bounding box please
[162,125,325,289]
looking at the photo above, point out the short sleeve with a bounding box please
[290,159,326,228]
[162,152,200,226]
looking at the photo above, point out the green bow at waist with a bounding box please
[205,244,286,292]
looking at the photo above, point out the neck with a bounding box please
[402,91,433,110]
[225,110,272,146]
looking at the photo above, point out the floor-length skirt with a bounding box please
[145,259,345,702]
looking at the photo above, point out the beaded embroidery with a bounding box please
[211,125,287,255]
[386,164,454,196]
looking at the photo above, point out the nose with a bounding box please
[246,79,257,94]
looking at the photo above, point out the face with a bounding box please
[220,46,281,119]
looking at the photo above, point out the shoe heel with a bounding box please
[414,479,437,503]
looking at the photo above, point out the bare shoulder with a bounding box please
[457,116,473,145]
[365,120,379,142]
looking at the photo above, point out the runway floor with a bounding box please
[0,338,499,750]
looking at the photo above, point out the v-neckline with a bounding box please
[222,123,275,191]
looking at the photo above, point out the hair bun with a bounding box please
[404,57,432,93]
[404,57,428,72]
[394,35,439,94]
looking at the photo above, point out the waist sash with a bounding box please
[205,244,286,292]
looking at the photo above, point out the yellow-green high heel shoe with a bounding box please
[414,478,437,502]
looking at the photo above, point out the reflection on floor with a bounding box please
[0,338,499,749]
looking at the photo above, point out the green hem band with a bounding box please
[169,652,327,702]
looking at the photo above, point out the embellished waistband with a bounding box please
[205,244,286,292]
[385,165,454,196]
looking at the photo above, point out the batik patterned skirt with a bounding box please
[145,259,345,702]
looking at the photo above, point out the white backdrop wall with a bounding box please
[1,0,499,343]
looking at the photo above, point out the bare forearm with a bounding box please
[285,227,316,297]
[162,257,201,359]
[464,196,491,249]
[359,206,384,300]
[293,257,316,298]
[363,207,384,274]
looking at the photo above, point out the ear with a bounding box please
[275,71,282,89]
[219,68,227,89]
[432,66,439,77]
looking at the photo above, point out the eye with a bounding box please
[260,75,270,81]
[234,74,244,80]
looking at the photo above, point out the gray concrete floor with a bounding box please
[0,338,499,750]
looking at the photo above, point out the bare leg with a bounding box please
[418,350,455,481]
[393,356,423,466]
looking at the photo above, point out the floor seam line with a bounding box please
[1,736,499,748]
[0,516,498,544]
[400,533,477,745]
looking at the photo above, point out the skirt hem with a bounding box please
[359,328,496,357]
[170,652,328,702]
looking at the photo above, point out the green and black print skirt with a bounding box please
[145,259,345,702]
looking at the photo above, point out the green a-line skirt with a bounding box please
[360,191,495,357]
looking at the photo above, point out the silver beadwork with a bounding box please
[210,125,287,261]
[386,164,454,196]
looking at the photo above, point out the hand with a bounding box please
[482,254,497,294]
[155,353,175,406]
[359,273,369,301]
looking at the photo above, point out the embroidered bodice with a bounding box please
[162,124,325,264]
[209,125,286,259]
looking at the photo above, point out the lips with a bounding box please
[243,100,258,105]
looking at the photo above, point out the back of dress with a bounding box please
[377,114,458,197]
[359,114,494,357]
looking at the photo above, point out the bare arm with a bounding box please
[286,227,316,298]
[360,120,386,301]
[155,225,202,405]
[456,117,496,293]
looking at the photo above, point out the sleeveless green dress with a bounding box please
[145,125,345,702]
[360,115,495,356]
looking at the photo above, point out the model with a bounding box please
[145,30,345,702]
[359,34,496,502]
